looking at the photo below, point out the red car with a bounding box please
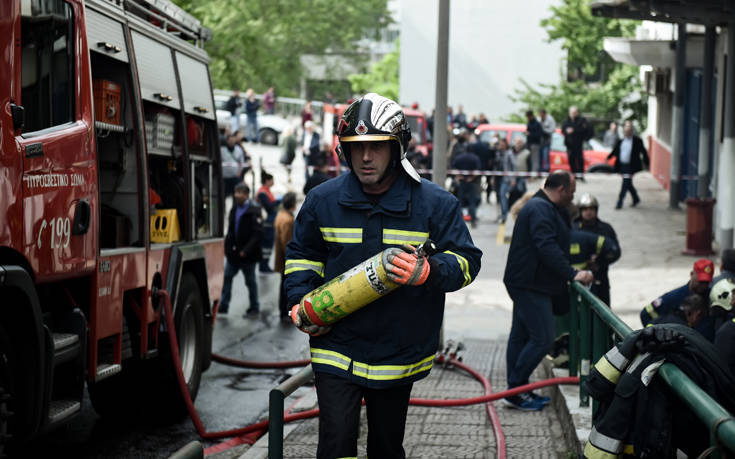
[403,107,432,158]
[474,123,615,172]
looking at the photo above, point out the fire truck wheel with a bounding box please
[171,272,204,400]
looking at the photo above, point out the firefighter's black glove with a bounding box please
[635,326,685,353]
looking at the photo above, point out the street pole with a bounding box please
[432,0,449,189]
[697,26,716,198]
[669,23,686,209]
[717,25,735,249]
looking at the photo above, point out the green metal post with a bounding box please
[569,290,579,377]
[592,312,607,416]
[579,290,591,407]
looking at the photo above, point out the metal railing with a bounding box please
[569,281,735,454]
[268,365,314,459]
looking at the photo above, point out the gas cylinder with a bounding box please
[291,240,436,327]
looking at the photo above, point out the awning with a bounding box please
[590,0,735,26]
[603,36,704,68]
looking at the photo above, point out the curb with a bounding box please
[541,359,585,457]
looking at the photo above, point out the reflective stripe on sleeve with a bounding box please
[605,346,629,371]
[583,441,620,459]
[285,259,325,277]
[444,250,472,287]
[570,243,581,255]
[588,426,624,455]
[352,355,434,381]
[319,227,363,243]
[593,355,622,384]
[572,262,588,270]
[644,303,659,319]
[310,348,351,371]
[623,444,634,455]
[596,235,605,254]
[382,229,429,245]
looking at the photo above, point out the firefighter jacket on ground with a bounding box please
[569,230,621,271]
[284,171,482,389]
[583,324,735,458]
[639,283,691,326]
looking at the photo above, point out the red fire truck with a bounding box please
[0,0,224,450]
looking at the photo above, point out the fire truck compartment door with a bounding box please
[84,8,129,63]
[131,31,181,108]
[175,52,215,121]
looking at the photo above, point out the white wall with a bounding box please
[399,0,565,121]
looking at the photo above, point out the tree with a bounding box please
[508,0,646,130]
[347,40,399,101]
[172,0,391,96]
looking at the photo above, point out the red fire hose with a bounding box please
[159,290,580,454]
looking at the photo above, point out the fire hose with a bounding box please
[158,289,580,456]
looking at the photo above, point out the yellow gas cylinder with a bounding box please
[291,240,436,327]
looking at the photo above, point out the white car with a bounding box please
[214,94,290,145]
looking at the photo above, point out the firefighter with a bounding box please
[574,193,620,305]
[284,93,482,458]
[714,279,735,376]
[640,258,714,327]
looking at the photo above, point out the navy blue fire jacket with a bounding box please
[640,283,691,326]
[284,171,482,388]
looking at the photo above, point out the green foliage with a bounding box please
[347,40,399,101]
[509,0,647,130]
[509,65,646,129]
[541,0,638,78]
[172,0,391,96]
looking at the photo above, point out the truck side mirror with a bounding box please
[10,103,24,131]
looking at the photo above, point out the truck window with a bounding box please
[21,0,75,133]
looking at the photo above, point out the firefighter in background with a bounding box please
[640,258,714,326]
[284,93,482,458]
[574,193,620,305]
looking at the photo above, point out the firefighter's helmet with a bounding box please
[710,277,735,311]
[578,193,599,209]
[337,93,419,182]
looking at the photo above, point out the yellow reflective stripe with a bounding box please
[623,444,634,455]
[596,235,605,254]
[583,441,619,459]
[570,243,581,255]
[285,259,325,277]
[352,355,434,381]
[444,250,472,287]
[588,426,623,455]
[382,228,429,245]
[644,303,659,319]
[320,227,363,243]
[594,355,622,384]
[310,348,351,371]
[339,134,395,142]
[572,262,588,270]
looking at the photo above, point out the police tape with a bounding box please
[222,161,700,181]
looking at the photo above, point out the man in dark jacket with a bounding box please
[451,147,482,228]
[503,170,593,410]
[574,193,620,305]
[525,110,543,173]
[286,93,481,458]
[561,106,592,180]
[607,120,649,209]
[220,183,264,317]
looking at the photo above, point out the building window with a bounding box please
[21,0,75,133]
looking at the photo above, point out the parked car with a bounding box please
[474,123,615,172]
[214,94,290,145]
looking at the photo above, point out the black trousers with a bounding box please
[568,145,584,177]
[315,371,413,459]
[617,163,640,205]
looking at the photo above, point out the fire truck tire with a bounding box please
[159,272,204,415]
